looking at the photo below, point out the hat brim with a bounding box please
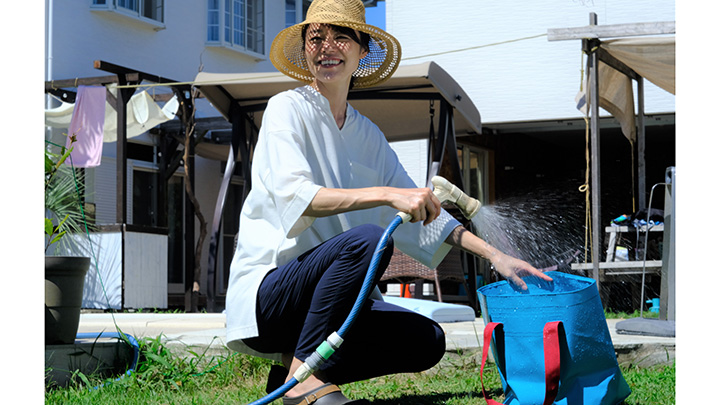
[270,21,401,89]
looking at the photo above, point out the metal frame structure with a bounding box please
[548,14,675,287]
[194,61,484,312]
[45,61,202,310]
[45,61,485,313]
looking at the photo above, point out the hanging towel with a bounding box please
[67,85,106,168]
[102,86,179,142]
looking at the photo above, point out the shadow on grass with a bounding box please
[368,387,503,404]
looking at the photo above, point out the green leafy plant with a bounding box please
[44,134,93,253]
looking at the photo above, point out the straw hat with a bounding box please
[270,0,401,89]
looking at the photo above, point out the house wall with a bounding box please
[383,1,676,293]
[46,1,676,307]
[385,0,675,123]
[48,1,281,84]
[383,0,676,216]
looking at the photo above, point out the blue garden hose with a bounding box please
[248,215,404,405]
[75,331,140,389]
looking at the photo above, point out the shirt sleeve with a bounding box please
[255,93,322,238]
[355,118,461,268]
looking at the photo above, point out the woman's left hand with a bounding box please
[445,226,553,290]
[489,252,553,290]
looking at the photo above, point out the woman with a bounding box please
[226,1,552,404]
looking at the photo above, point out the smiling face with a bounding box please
[303,23,369,90]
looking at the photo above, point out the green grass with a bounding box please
[45,335,675,404]
[605,309,660,319]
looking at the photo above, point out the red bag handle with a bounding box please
[480,322,504,405]
[481,321,563,405]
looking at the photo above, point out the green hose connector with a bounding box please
[317,341,335,360]
[318,331,344,359]
[292,332,345,382]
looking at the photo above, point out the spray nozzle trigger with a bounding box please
[396,176,482,223]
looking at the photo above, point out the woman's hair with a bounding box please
[301,24,371,89]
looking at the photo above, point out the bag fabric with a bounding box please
[477,271,631,405]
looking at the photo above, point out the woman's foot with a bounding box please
[282,382,368,405]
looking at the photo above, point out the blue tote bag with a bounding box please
[477,271,631,405]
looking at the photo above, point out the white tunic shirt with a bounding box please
[225,86,460,356]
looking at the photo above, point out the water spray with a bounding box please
[249,176,478,405]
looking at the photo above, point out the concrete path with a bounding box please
[77,312,675,367]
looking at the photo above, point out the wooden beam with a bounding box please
[94,60,184,88]
[547,20,675,41]
[158,116,232,133]
[44,75,122,91]
[596,46,640,81]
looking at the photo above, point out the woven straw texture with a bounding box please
[270,0,401,88]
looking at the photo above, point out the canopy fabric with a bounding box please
[196,142,243,161]
[592,36,675,142]
[598,62,637,142]
[601,37,675,95]
[193,61,482,150]
[45,84,179,142]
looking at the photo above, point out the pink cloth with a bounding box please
[66,85,106,168]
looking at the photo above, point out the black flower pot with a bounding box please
[45,256,90,345]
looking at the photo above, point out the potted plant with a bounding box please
[45,135,92,345]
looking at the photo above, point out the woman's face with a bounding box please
[304,23,368,89]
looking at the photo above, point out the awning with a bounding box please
[193,61,482,145]
[602,37,675,95]
[595,36,675,142]
[194,62,484,312]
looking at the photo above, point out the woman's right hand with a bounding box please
[382,187,441,226]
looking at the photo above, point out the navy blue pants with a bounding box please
[242,224,446,384]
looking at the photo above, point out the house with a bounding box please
[385,0,676,312]
[44,0,382,310]
[43,0,675,312]
[386,0,675,202]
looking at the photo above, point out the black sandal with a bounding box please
[281,382,369,405]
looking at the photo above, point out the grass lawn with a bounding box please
[45,334,675,404]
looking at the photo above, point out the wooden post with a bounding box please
[116,86,128,224]
[184,134,196,312]
[637,78,647,210]
[588,13,602,288]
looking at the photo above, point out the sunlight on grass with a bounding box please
[45,333,675,404]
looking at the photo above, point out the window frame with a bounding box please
[457,144,490,206]
[206,0,266,58]
[91,0,165,29]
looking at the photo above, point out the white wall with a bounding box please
[386,0,675,123]
[48,1,285,85]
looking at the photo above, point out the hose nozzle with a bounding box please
[431,176,481,220]
[396,176,482,223]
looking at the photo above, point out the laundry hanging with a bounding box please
[45,85,179,142]
[67,85,106,168]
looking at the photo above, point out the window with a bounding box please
[207,0,265,55]
[220,181,245,293]
[166,175,186,288]
[457,145,490,206]
[92,0,164,24]
[285,0,298,28]
[286,1,312,27]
